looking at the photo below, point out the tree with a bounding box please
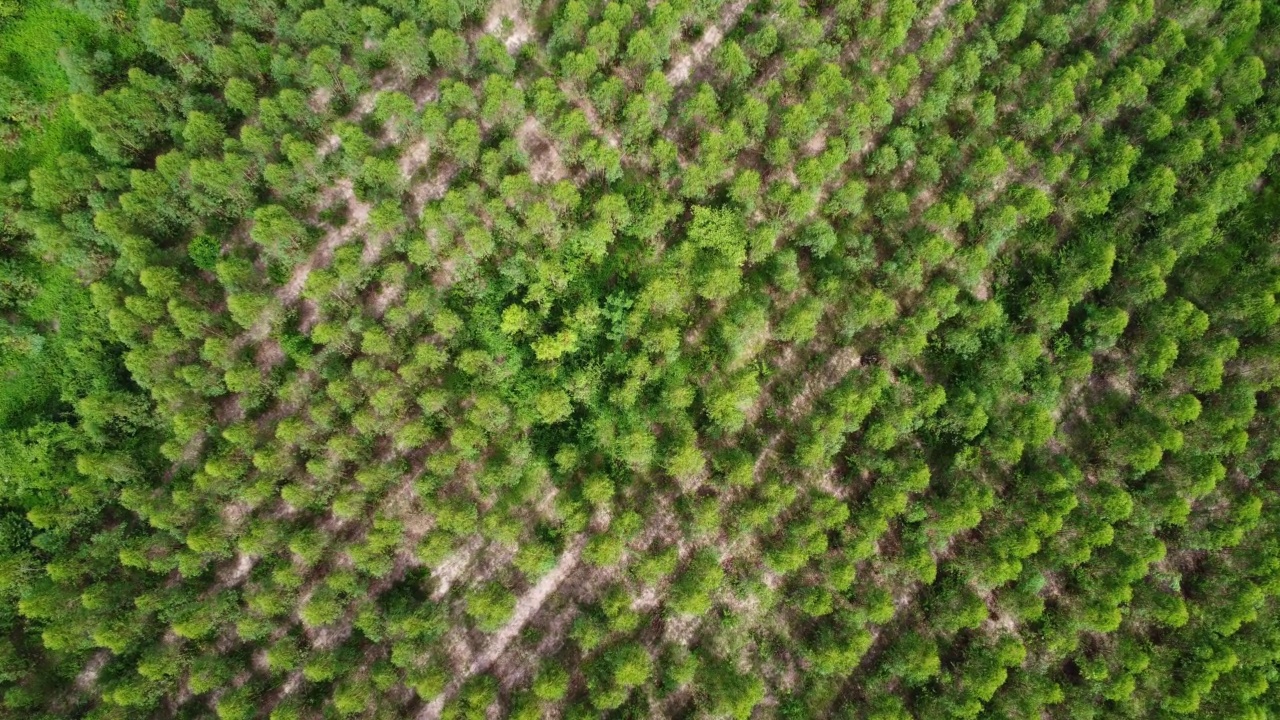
[182,111,225,155]
[705,369,760,434]
[216,686,257,720]
[300,587,345,628]
[626,28,663,71]
[357,156,406,199]
[465,582,516,632]
[373,90,417,138]
[429,29,469,74]
[1220,55,1266,108]
[696,660,765,719]
[442,675,498,720]
[587,643,652,709]
[683,206,748,301]
[250,205,307,263]
[385,21,432,80]
[227,293,273,329]
[446,118,483,167]
[476,35,515,76]
[778,297,825,343]
[884,631,941,685]
[533,664,569,701]
[189,153,258,219]
[668,550,724,615]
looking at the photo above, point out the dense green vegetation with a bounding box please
[1,0,1280,717]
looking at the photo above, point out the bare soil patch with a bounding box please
[515,116,569,183]
[484,0,535,52]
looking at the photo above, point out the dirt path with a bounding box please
[752,345,862,482]
[417,535,585,720]
[665,0,751,85]
[430,535,487,601]
[468,535,585,674]
[241,127,447,350]
[226,178,372,357]
[280,182,369,305]
[54,649,110,713]
[557,80,622,149]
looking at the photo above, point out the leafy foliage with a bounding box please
[1,0,1280,717]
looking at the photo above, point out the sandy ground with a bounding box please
[515,115,570,183]
[484,0,535,52]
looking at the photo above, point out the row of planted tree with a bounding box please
[0,0,1278,718]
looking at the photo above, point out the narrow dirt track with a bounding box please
[417,535,585,720]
